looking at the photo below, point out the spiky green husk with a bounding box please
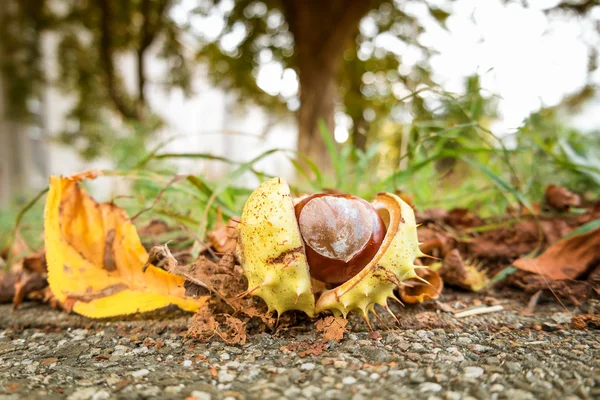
[236,178,315,316]
[237,179,424,320]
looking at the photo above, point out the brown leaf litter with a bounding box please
[315,316,348,341]
[438,249,489,292]
[545,184,581,212]
[0,250,49,308]
[398,268,443,304]
[280,339,326,357]
[3,180,599,336]
[513,227,600,280]
[206,208,239,254]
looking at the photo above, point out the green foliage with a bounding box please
[1,0,192,159]
[193,0,447,148]
[0,0,47,120]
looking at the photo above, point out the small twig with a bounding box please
[131,174,187,221]
[5,188,49,270]
[454,305,504,318]
[520,290,543,317]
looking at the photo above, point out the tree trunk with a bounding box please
[282,0,374,172]
[296,67,336,170]
[0,2,36,205]
[351,117,368,151]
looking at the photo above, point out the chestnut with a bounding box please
[294,194,386,284]
[235,177,426,319]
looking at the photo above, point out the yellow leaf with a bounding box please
[44,170,208,318]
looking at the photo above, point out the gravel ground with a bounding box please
[0,291,599,400]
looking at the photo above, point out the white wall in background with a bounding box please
[32,31,297,202]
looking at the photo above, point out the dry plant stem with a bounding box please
[4,188,49,271]
[520,289,543,317]
[131,175,187,221]
[454,305,504,318]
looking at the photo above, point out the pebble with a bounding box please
[445,392,461,400]
[165,385,184,394]
[190,391,212,400]
[342,376,357,385]
[1,297,598,400]
[67,388,109,400]
[284,386,302,397]
[300,362,316,371]
[463,366,484,378]
[419,382,442,393]
[302,385,322,397]
[226,361,241,370]
[505,362,522,373]
[369,373,381,380]
[130,368,150,378]
[218,370,236,383]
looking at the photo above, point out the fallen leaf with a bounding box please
[280,339,326,357]
[510,273,595,305]
[398,268,443,304]
[571,314,600,330]
[187,308,247,345]
[446,208,483,228]
[207,208,238,254]
[13,267,48,309]
[315,316,348,341]
[0,271,17,303]
[146,244,274,324]
[468,218,575,261]
[12,250,49,309]
[438,249,489,292]
[513,227,600,280]
[545,184,580,212]
[0,251,48,307]
[44,170,208,318]
[216,314,247,345]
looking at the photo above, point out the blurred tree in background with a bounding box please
[194,0,444,164]
[1,0,599,249]
[0,0,598,166]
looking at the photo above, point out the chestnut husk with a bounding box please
[236,178,427,320]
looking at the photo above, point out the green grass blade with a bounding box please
[318,119,341,184]
[4,187,49,270]
[461,157,532,210]
[561,218,600,240]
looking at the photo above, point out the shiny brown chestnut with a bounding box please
[294,193,387,284]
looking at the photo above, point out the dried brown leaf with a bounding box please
[571,314,600,330]
[398,268,443,304]
[315,316,348,341]
[280,339,326,357]
[0,271,17,303]
[513,227,600,280]
[146,244,274,325]
[207,209,239,254]
[188,309,247,345]
[510,273,594,305]
[439,249,489,292]
[545,184,580,212]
